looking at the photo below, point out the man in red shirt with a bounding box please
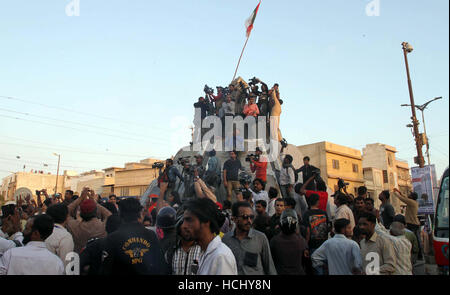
[249,147,267,183]
[243,95,260,118]
[300,175,328,213]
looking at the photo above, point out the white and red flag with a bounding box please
[245,1,261,38]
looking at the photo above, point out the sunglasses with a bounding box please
[238,214,255,220]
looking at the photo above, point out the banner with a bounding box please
[411,165,437,215]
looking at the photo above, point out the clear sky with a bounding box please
[0,0,448,180]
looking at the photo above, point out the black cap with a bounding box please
[393,214,406,225]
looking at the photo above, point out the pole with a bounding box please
[55,155,60,195]
[232,35,250,82]
[420,110,431,166]
[402,43,424,168]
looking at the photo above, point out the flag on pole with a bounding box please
[245,1,261,38]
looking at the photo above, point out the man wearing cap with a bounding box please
[66,187,112,253]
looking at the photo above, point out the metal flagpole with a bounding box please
[232,34,250,82]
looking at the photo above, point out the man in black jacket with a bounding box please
[296,156,319,190]
[100,198,169,275]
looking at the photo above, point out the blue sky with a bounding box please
[0,0,448,179]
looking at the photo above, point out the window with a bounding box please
[383,170,388,183]
[332,159,340,170]
[352,164,359,173]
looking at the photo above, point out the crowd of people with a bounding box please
[0,146,426,276]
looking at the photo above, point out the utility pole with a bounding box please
[401,42,425,168]
[53,153,61,195]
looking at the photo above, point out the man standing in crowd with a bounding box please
[267,187,279,217]
[296,156,319,190]
[364,198,378,216]
[223,202,277,275]
[205,149,221,191]
[167,217,202,275]
[269,86,283,143]
[63,190,74,206]
[155,206,178,257]
[253,200,271,237]
[393,188,422,259]
[223,150,243,202]
[108,195,119,213]
[357,186,368,199]
[300,176,329,214]
[311,218,362,275]
[393,214,419,266]
[100,198,169,275]
[249,147,267,183]
[249,178,269,211]
[378,190,395,230]
[279,145,295,198]
[45,203,74,270]
[359,212,396,275]
[302,194,330,254]
[353,196,366,224]
[0,214,64,275]
[0,206,23,256]
[243,94,260,118]
[67,188,112,253]
[270,209,308,275]
[334,192,355,234]
[182,198,237,275]
[268,199,286,241]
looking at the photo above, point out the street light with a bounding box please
[401,96,443,166]
[401,41,425,168]
[53,153,61,195]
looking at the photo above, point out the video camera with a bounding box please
[204,84,214,95]
[245,154,260,162]
[248,77,260,86]
[152,162,165,169]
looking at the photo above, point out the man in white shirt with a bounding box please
[279,146,295,199]
[45,203,75,270]
[267,187,279,217]
[0,214,64,275]
[249,178,269,212]
[312,218,363,275]
[182,198,237,275]
[333,192,355,234]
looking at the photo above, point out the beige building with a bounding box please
[362,143,413,213]
[297,141,365,195]
[1,171,65,202]
[115,159,162,197]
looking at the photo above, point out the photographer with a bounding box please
[296,156,319,191]
[249,147,268,183]
[208,86,224,114]
[159,159,183,192]
[193,97,208,120]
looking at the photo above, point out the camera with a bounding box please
[248,77,260,86]
[152,162,165,169]
[221,86,230,98]
[280,138,288,148]
[204,84,214,95]
[245,154,259,162]
[338,178,349,190]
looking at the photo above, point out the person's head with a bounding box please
[273,83,279,90]
[357,186,367,198]
[390,221,405,237]
[23,214,54,244]
[275,198,285,216]
[255,147,262,156]
[253,178,265,193]
[303,156,310,166]
[195,155,203,165]
[283,154,293,165]
[166,159,173,167]
[64,190,74,201]
[168,191,181,207]
[316,180,327,192]
[223,200,232,211]
[46,203,69,225]
[354,196,365,212]
[79,199,97,221]
[255,200,267,215]
[156,206,177,230]
[199,97,205,102]
[143,216,152,228]
[209,149,216,157]
[242,191,253,206]
[119,198,144,223]
[229,84,235,91]
[280,209,298,235]
[364,198,375,212]
[409,192,418,201]
[284,197,296,210]
[232,201,254,233]
[182,198,225,241]
[294,183,304,195]
[226,94,232,102]
[248,96,255,105]
[229,150,238,160]
[352,225,366,244]
[109,194,117,204]
[268,187,278,200]
[334,192,350,207]
[308,193,320,209]
[105,214,122,234]
[379,190,390,203]
[358,212,377,238]
[393,214,407,226]
[334,218,353,238]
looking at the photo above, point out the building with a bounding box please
[114,159,162,197]
[297,141,365,195]
[1,171,66,202]
[362,143,413,213]
[102,167,125,197]
[64,170,106,197]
